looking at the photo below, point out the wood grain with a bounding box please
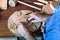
[0,4,41,37]
[0,0,53,37]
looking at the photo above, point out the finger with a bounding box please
[17,23,25,35]
[18,23,24,27]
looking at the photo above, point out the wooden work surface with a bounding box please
[0,3,43,37]
[0,0,54,37]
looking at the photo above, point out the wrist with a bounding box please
[39,15,50,21]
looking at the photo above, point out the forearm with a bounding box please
[23,31,36,40]
[18,23,36,40]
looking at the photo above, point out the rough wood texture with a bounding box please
[0,4,42,37]
[0,20,14,37]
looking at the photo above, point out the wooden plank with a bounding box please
[0,0,7,10]
[0,4,39,37]
[0,20,14,37]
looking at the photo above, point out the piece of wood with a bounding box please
[18,1,41,11]
[0,20,14,37]
[37,0,48,4]
[0,0,7,10]
[8,10,41,36]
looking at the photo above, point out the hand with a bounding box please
[28,13,42,23]
[17,23,36,40]
[17,23,27,36]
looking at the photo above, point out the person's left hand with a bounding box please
[17,23,36,40]
[17,23,28,36]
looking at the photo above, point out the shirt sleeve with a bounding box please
[45,4,60,40]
